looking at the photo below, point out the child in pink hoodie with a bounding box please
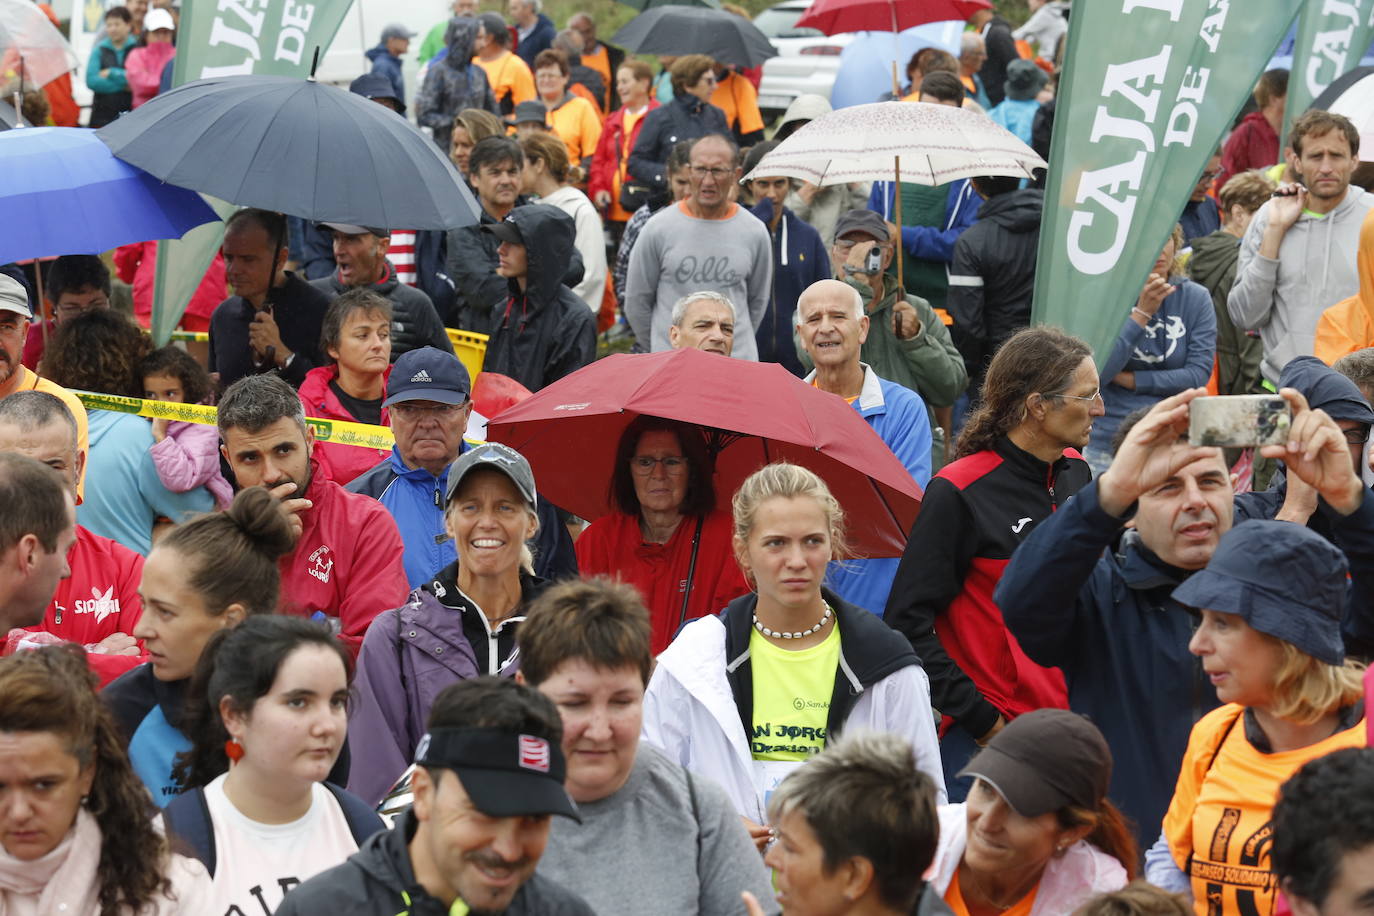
[138,346,232,510]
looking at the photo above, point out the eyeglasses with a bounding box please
[630,456,687,475]
[689,166,734,180]
[1343,427,1370,446]
[390,402,467,419]
[1049,389,1103,404]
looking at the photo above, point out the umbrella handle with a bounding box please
[677,515,706,631]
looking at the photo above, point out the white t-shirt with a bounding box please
[203,774,361,915]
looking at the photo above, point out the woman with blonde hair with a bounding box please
[520,130,607,312]
[0,645,211,912]
[642,462,945,850]
[1145,519,1368,915]
[450,107,505,180]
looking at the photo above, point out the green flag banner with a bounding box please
[1033,0,1301,370]
[1283,0,1374,150]
[150,0,355,345]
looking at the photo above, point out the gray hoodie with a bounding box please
[1227,185,1374,384]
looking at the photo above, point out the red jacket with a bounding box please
[1218,111,1279,189]
[575,509,749,655]
[279,460,409,657]
[113,241,227,327]
[297,364,392,486]
[588,100,660,223]
[22,525,145,686]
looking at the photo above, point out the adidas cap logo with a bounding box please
[410,369,433,383]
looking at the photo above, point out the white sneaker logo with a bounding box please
[410,369,433,383]
[1011,517,1032,534]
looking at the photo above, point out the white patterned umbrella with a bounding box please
[742,100,1045,187]
[0,0,79,91]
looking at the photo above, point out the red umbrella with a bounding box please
[795,0,990,36]
[485,348,921,559]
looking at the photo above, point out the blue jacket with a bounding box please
[867,179,979,265]
[988,98,1040,145]
[995,480,1374,846]
[347,443,578,587]
[749,198,831,376]
[1090,278,1216,457]
[514,13,556,68]
[807,365,931,617]
[366,45,406,101]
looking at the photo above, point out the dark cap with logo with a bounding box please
[958,709,1113,818]
[383,346,472,408]
[445,442,537,507]
[415,726,581,822]
[481,213,526,246]
[833,209,890,244]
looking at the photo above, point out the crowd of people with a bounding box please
[5,0,1374,913]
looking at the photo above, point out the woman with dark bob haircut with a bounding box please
[575,417,748,654]
[0,644,211,912]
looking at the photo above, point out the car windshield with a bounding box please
[753,5,822,38]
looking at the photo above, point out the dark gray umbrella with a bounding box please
[610,6,777,69]
[96,75,479,231]
[616,0,720,10]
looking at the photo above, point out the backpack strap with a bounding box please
[325,782,387,846]
[162,787,217,877]
[1182,706,1244,877]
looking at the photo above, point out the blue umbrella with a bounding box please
[96,74,480,231]
[831,21,965,110]
[0,126,218,263]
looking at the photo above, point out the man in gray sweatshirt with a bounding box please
[624,134,773,360]
[1228,110,1373,385]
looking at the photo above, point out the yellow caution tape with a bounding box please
[169,330,210,343]
[71,390,395,451]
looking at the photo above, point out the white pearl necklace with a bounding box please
[753,603,833,640]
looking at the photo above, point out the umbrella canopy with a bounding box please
[831,21,963,109]
[610,6,777,69]
[486,348,922,558]
[1312,66,1374,156]
[0,127,219,264]
[0,0,78,90]
[796,0,990,36]
[741,100,1046,187]
[617,0,720,10]
[96,75,481,231]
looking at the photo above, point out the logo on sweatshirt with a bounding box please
[73,586,121,624]
[1133,314,1186,364]
[308,545,334,584]
[410,369,434,383]
[1011,517,1032,534]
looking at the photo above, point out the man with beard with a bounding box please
[216,374,408,658]
[1229,110,1374,385]
[276,677,593,916]
[0,275,88,491]
[996,386,1374,850]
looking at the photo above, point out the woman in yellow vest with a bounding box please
[1149,520,1368,915]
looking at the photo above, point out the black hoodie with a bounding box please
[276,811,594,916]
[482,204,596,392]
[947,188,1042,381]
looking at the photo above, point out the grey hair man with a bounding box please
[668,291,736,356]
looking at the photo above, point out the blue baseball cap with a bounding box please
[383,347,471,408]
[1172,520,1348,665]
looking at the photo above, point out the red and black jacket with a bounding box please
[884,436,1090,739]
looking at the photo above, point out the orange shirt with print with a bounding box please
[1163,704,1366,916]
[709,70,763,136]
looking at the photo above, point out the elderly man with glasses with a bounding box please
[624,133,773,359]
[348,347,575,588]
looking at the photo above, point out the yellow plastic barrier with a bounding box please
[446,328,488,381]
[71,390,395,451]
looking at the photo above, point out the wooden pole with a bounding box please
[894,156,904,294]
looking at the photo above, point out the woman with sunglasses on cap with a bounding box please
[1145,519,1368,916]
[164,615,382,915]
[643,462,945,850]
[928,709,1134,916]
[347,442,551,807]
[0,645,212,913]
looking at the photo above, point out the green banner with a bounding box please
[151,0,355,344]
[1283,0,1374,150]
[1033,0,1302,371]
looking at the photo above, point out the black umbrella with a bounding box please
[616,0,720,10]
[96,73,480,231]
[610,6,777,69]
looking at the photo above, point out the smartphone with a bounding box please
[1188,395,1291,448]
